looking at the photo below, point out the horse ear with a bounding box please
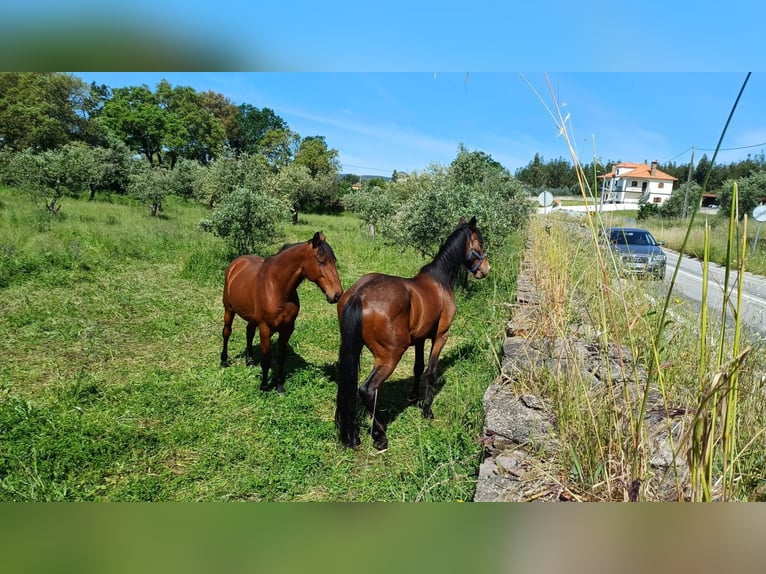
[311,231,325,247]
[468,216,477,229]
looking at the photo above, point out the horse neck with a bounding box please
[418,229,466,291]
[269,243,309,295]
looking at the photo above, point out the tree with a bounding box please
[235,105,288,156]
[382,149,532,256]
[5,144,100,214]
[200,90,241,152]
[514,152,548,189]
[127,162,176,216]
[156,80,225,167]
[0,72,95,151]
[449,143,503,186]
[198,187,291,256]
[258,128,300,170]
[194,152,272,208]
[293,136,340,178]
[342,181,396,237]
[100,80,225,167]
[270,163,339,222]
[718,172,766,220]
[100,84,166,165]
[171,158,203,201]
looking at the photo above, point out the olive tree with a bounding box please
[198,187,292,256]
[4,143,108,214]
[127,162,176,217]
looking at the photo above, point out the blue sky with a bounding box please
[75,72,765,176]
[5,2,763,71]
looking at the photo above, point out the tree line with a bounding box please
[2,72,765,252]
[0,73,532,257]
[513,151,766,197]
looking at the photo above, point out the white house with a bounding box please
[599,161,677,205]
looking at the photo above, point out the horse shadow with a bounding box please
[323,339,480,430]
[229,341,312,390]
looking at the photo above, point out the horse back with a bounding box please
[341,272,452,343]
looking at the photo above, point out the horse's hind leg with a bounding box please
[359,360,399,451]
[220,308,235,367]
[421,333,449,419]
[408,341,425,404]
[258,324,273,391]
[273,322,295,395]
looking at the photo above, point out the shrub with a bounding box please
[198,187,291,256]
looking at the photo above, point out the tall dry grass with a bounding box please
[518,73,766,500]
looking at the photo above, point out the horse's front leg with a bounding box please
[273,321,295,395]
[258,325,273,391]
[220,308,235,367]
[408,340,425,404]
[245,321,258,366]
[422,333,449,419]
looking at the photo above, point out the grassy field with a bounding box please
[0,186,523,501]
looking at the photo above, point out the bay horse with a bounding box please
[220,231,343,394]
[335,217,490,450]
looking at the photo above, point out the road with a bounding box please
[664,249,766,335]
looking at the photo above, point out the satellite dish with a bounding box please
[753,204,766,222]
[537,191,554,207]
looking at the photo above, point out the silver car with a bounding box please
[605,227,666,280]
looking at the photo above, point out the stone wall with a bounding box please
[473,246,690,502]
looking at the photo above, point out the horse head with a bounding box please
[306,231,343,303]
[463,216,490,279]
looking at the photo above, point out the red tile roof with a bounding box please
[599,162,677,181]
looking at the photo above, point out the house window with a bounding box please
[631,180,638,187]
[658,182,664,188]
[653,197,662,203]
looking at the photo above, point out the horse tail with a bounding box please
[336,293,364,446]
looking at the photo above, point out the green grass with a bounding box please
[0,186,523,501]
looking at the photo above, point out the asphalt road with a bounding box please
[664,249,766,335]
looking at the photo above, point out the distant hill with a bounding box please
[339,173,392,181]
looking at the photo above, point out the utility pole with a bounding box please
[682,145,695,219]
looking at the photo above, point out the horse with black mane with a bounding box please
[220,231,343,394]
[335,217,490,450]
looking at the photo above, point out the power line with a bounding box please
[695,141,766,152]
[667,141,766,164]
[341,164,393,174]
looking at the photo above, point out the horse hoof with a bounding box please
[259,383,271,392]
[340,429,361,449]
[220,359,231,368]
[341,437,360,449]
[373,437,388,451]
[423,408,434,419]
[276,385,285,395]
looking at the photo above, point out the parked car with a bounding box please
[604,227,666,280]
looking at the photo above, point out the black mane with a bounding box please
[277,238,336,262]
[419,223,477,290]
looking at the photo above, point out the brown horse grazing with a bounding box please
[335,217,490,450]
[220,231,343,394]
